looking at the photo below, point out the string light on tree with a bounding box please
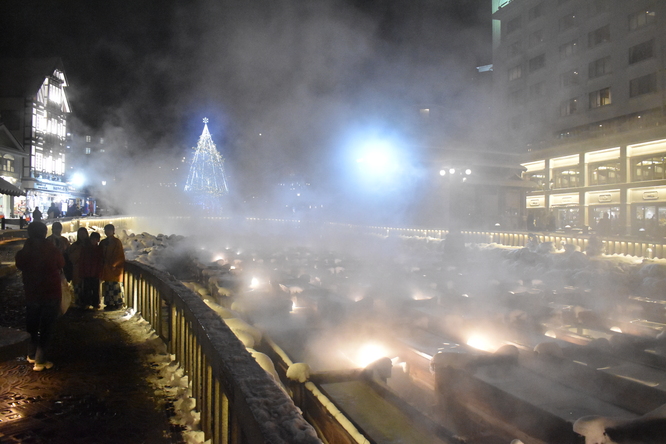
[184,118,230,206]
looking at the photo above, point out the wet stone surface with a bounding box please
[0,267,184,444]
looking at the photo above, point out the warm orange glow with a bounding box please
[250,277,260,289]
[354,342,390,368]
[466,335,495,352]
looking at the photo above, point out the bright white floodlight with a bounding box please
[355,140,399,178]
[71,172,85,188]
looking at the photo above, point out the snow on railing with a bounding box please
[123,260,322,444]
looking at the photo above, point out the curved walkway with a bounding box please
[0,272,184,444]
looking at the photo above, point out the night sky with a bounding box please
[2,0,491,200]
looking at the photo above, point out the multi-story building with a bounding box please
[492,0,666,236]
[0,123,27,217]
[0,58,75,217]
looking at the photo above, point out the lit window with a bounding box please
[589,87,611,108]
[85,136,91,142]
[588,161,621,185]
[85,147,91,154]
[633,155,666,181]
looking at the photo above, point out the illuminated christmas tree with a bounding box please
[184,118,229,209]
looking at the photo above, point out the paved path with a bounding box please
[0,269,184,444]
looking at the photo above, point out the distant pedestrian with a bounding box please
[66,227,90,308]
[15,221,64,371]
[100,224,125,310]
[47,203,59,219]
[32,206,42,222]
[80,232,103,309]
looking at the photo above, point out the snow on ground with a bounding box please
[110,308,206,444]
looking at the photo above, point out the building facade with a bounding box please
[492,0,666,236]
[0,58,77,217]
[0,123,27,217]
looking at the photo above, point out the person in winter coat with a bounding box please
[31,206,42,222]
[66,227,90,307]
[100,224,125,310]
[15,221,64,371]
[47,222,73,281]
[80,232,103,309]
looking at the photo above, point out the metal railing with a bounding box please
[461,230,666,258]
[122,261,322,444]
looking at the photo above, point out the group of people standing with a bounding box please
[14,222,126,371]
[56,223,126,311]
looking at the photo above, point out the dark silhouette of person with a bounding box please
[597,212,611,236]
[15,221,64,371]
[32,207,42,222]
[80,232,103,309]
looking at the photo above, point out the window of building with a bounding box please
[589,56,611,79]
[508,41,522,57]
[560,69,580,87]
[551,166,580,189]
[2,155,14,173]
[589,0,609,16]
[508,64,523,81]
[529,3,544,21]
[633,205,666,237]
[559,13,577,32]
[506,16,522,35]
[630,73,658,97]
[85,135,91,142]
[588,160,621,185]
[629,7,656,31]
[588,25,610,47]
[529,29,544,47]
[529,82,545,99]
[629,39,655,64]
[525,171,546,190]
[589,87,612,108]
[633,155,666,181]
[529,54,546,72]
[85,147,91,155]
[560,97,579,116]
[559,39,579,59]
